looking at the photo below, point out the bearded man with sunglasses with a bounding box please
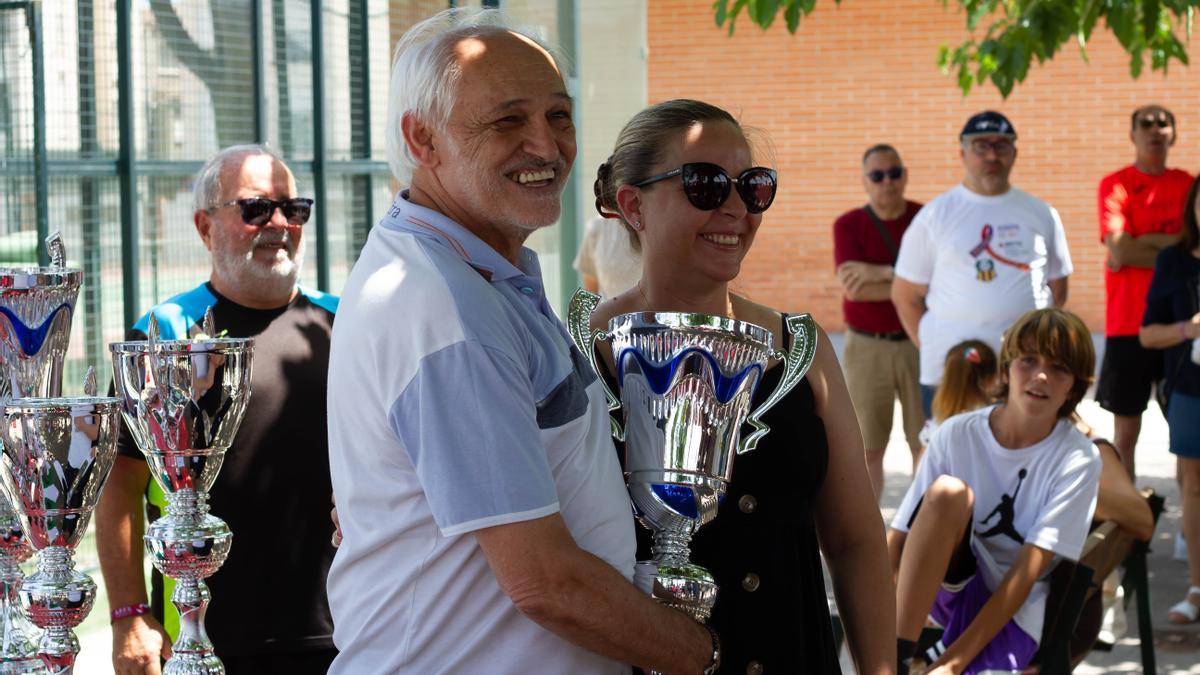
[95,144,339,675]
[892,111,1072,423]
[1096,105,1193,478]
[833,144,925,501]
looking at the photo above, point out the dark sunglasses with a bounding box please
[211,197,314,226]
[866,166,904,183]
[1138,117,1171,129]
[634,162,777,214]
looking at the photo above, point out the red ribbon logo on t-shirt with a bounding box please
[969,224,1031,272]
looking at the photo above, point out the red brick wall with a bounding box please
[647,0,1200,331]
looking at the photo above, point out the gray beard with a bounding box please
[212,236,304,302]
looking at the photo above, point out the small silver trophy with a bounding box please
[0,370,121,675]
[110,312,253,674]
[567,290,816,623]
[0,232,83,673]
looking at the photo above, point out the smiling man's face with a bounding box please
[431,32,576,241]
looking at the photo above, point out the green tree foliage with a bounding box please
[712,0,1197,97]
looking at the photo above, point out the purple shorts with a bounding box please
[929,573,1038,674]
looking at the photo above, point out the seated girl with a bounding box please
[888,309,1102,675]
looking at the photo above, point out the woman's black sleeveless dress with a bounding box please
[605,314,841,673]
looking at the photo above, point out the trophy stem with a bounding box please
[0,561,41,673]
[164,578,221,675]
[649,530,694,565]
[0,512,40,672]
[23,546,92,675]
[147,489,230,675]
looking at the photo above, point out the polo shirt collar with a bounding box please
[381,191,540,283]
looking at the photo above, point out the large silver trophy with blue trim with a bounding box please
[110,311,253,675]
[568,290,816,622]
[0,233,117,674]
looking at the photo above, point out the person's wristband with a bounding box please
[110,602,151,623]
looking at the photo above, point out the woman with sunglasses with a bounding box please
[589,99,894,673]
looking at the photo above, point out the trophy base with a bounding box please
[162,652,224,675]
[635,559,716,623]
[0,659,47,674]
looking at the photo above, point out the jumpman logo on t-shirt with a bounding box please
[976,468,1027,545]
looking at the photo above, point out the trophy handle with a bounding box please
[566,289,624,440]
[739,313,818,454]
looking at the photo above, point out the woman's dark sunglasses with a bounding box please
[634,162,777,214]
[866,166,904,183]
[211,197,314,226]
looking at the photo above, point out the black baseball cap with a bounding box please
[960,111,1017,140]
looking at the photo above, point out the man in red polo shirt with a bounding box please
[834,143,924,500]
[1097,105,1194,477]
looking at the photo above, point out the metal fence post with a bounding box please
[117,0,139,328]
[311,0,329,291]
[27,0,48,266]
[557,0,581,311]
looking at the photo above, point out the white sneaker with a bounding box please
[1176,531,1189,562]
[1097,571,1127,645]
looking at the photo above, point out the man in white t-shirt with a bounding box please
[892,111,1072,417]
[324,9,716,675]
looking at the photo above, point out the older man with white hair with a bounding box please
[326,8,715,675]
[95,144,339,675]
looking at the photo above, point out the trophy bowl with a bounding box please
[109,337,253,496]
[0,395,121,673]
[611,311,772,537]
[0,267,82,401]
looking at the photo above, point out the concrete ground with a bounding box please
[838,398,1199,674]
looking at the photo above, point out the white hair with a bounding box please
[385,8,561,185]
[193,144,285,212]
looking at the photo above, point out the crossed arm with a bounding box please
[1105,232,1179,271]
[837,261,895,302]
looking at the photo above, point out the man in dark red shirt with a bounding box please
[1097,105,1194,477]
[834,144,924,500]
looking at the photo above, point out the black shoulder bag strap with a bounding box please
[863,204,899,262]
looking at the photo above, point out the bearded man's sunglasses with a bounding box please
[210,197,314,226]
[865,166,904,183]
[634,162,778,214]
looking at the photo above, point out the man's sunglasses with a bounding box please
[211,197,314,226]
[966,138,1015,156]
[634,162,777,214]
[1138,117,1172,129]
[866,166,904,183]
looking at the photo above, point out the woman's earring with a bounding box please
[632,219,643,230]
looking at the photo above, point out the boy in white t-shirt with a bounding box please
[889,308,1102,675]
